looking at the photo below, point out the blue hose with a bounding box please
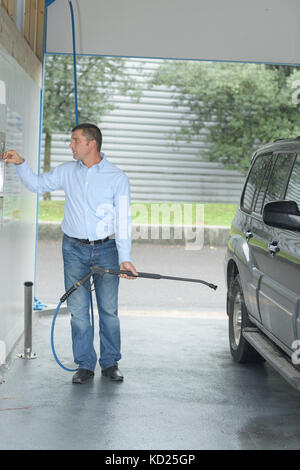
[50,290,95,372]
[50,1,91,372]
[49,0,82,372]
[68,0,79,125]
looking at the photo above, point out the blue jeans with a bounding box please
[62,234,121,371]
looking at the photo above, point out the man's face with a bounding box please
[70,129,91,161]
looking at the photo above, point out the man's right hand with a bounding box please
[2,150,24,165]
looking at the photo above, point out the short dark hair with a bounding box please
[72,123,102,152]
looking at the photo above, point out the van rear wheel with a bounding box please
[228,275,264,363]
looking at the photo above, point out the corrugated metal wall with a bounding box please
[41,58,245,203]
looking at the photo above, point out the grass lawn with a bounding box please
[203,203,237,226]
[38,200,237,226]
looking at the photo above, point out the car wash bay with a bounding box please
[2,0,300,451]
[2,242,300,450]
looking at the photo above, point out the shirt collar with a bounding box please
[79,152,105,171]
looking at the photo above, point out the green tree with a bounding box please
[42,55,138,199]
[152,61,300,173]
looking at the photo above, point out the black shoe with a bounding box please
[72,369,94,384]
[101,365,124,382]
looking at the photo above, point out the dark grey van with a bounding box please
[225,137,300,390]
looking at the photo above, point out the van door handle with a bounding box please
[268,241,280,256]
[244,230,253,242]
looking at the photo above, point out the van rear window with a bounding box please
[241,154,272,212]
[285,154,300,207]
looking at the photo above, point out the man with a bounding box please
[3,123,137,384]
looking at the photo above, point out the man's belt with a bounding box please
[75,236,110,245]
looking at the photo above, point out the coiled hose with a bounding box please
[50,290,94,372]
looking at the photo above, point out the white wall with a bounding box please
[0,44,40,359]
[46,0,300,64]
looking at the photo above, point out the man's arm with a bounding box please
[114,173,137,279]
[3,150,63,194]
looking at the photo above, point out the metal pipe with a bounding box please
[24,281,33,357]
[18,282,37,360]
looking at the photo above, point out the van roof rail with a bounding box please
[273,137,300,142]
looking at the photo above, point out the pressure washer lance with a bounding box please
[51,266,217,372]
[60,266,218,303]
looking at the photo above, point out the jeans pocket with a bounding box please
[62,235,78,259]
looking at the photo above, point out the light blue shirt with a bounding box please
[16,153,132,263]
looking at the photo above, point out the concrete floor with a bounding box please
[1,242,300,450]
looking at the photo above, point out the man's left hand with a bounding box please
[119,262,138,279]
